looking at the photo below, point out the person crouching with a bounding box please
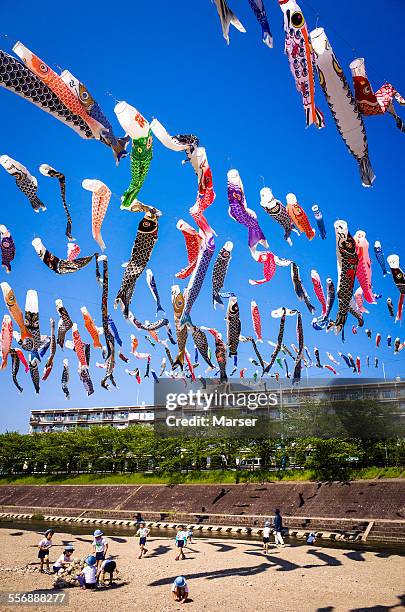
[77,555,98,590]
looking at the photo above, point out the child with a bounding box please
[77,555,98,590]
[97,558,118,586]
[307,531,316,545]
[92,530,108,568]
[53,545,74,574]
[37,528,54,574]
[136,522,150,559]
[262,521,271,554]
[171,576,189,603]
[186,528,193,546]
[175,526,186,561]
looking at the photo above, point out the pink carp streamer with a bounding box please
[249,252,276,285]
[311,270,326,316]
[354,287,369,314]
[354,230,374,304]
[250,301,262,342]
[1,314,13,369]
[82,179,111,251]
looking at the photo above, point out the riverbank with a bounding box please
[1,480,405,544]
[1,467,404,485]
[0,527,404,612]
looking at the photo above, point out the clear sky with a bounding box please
[0,0,404,432]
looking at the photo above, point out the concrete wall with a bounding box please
[0,480,404,521]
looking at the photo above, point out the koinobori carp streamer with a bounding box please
[0,225,15,273]
[260,187,295,246]
[175,220,203,280]
[0,49,93,139]
[387,254,405,321]
[82,179,111,251]
[61,70,129,163]
[374,241,389,277]
[354,230,375,304]
[180,234,216,327]
[171,285,188,370]
[279,0,324,129]
[329,220,359,335]
[55,299,73,349]
[212,241,233,308]
[1,282,31,344]
[189,147,216,237]
[39,165,74,240]
[212,0,246,44]
[146,269,165,316]
[114,102,152,210]
[99,255,116,390]
[226,296,241,359]
[32,238,97,275]
[311,205,326,240]
[227,169,267,256]
[13,42,107,141]
[286,194,315,240]
[0,156,46,212]
[115,213,158,318]
[310,28,375,187]
[248,0,273,48]
[350,57,405,133]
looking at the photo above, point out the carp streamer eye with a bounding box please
[363,85,371,94]
[291,11,305,28]
[39,63,48,73]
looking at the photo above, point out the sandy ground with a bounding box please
[0,528,403,612]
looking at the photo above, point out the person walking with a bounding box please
[136,522,150,559]
[175,525,186,561]
[273,509,285,547]
[262,521,271,554]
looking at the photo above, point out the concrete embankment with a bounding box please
[1,480,404,543]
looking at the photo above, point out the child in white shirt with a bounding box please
[136,522,150,559]
[53,545,74,574]
[92,530,108,568]
[175,526,186,561]
[262,521,271,554]
[37,529,54,574]
[77,555,98,590]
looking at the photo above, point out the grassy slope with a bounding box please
[0,467,404,485]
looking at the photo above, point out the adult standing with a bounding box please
[273,509,285,547]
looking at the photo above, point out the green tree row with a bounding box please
[0,426,404,481]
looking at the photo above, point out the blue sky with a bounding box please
[0,0,404,432]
